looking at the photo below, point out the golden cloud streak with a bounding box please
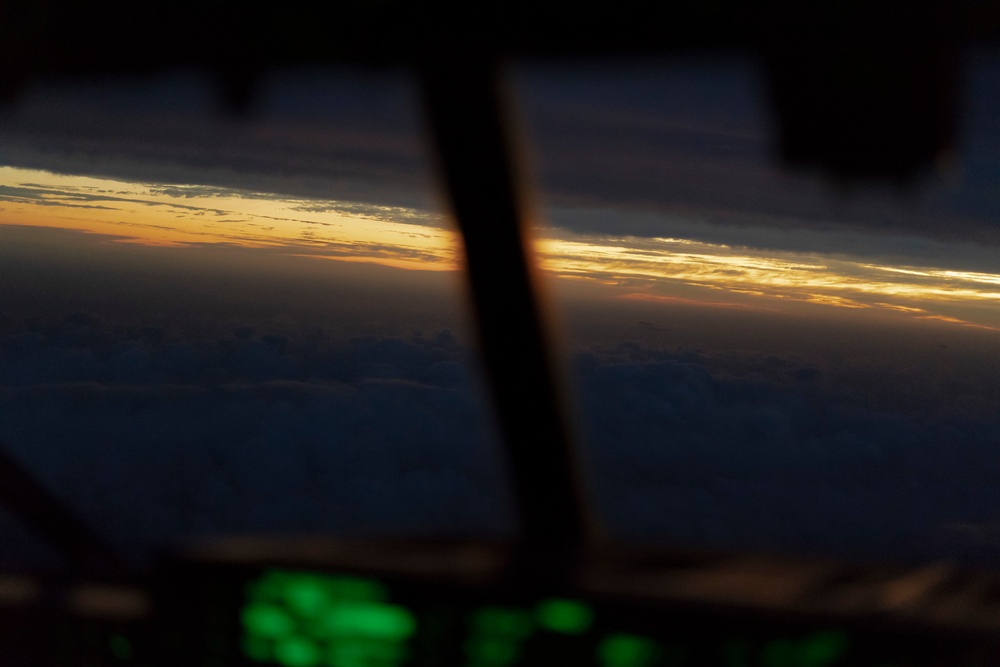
[536,236,1000,330]
[0,167,458,271]
[3,166,1000,331]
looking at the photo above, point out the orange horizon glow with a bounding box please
[617,291,779,312]
[536,235,1000,331]
[3,166,1000,332]
[0,167,459,270]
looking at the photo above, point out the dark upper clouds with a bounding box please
[543,207,1000,274]
[0,181,230,217]
[514,52,1000,247]
[0,68,439,216]
[3,56,999,259]
[0,183,120,208]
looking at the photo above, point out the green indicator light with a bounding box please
[799,632,849,667]
[321,603,416,640]
[244,603,296,638]
[274,636,321,667]
[243,570,407,667]
[285,577,332,618]
[473,607,534,637]
[599,633,658,667]
[242,635,272,663]
[536,599,594,635]
[108,634,133,661]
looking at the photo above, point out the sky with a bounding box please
[2,52,1000,568]
[1,54,1000,332]
[5,162,1000,333]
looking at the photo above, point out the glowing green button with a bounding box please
[536,599,594,634]
[321,603,416,640]
[285,577,330,618]
[274,636,321,667]
[244,603,295,638]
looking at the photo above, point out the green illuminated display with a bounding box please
[463,597,596,666]
[536,599,594,635]
[241,570,855,667]
[274,636,321,667]
[244,604,296,638]
[242,570,416,667]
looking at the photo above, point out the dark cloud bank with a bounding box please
[575,344,1000,566]
[3,53,999,252]
[3,310,1000,568]
[0,68,437,214]
[0,315,513,566]
[515,52,1000,247]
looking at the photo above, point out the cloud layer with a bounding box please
[0,69,436,212]
[512,53,1000,252]
[0,315,512,563]
[4,309,1000,568]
